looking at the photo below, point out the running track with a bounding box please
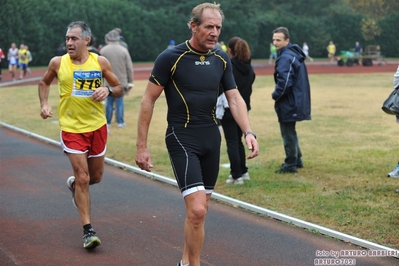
[0,127,398,265]
[0,59,398,87]
[1,60,399,265]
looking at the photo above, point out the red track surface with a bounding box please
[1,59,398,87]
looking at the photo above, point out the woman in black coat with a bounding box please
[221,37,256,184]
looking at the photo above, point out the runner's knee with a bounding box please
[185,192,208,226]
[75,172,90,187]
[187,205,207,227]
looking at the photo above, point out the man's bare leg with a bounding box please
[68,153,91,225]
[181,191,211,266]
[88,156,104,185]
[67,154,104,248]
[68,154,104,224]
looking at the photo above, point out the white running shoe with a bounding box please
[66,176,77,208]
[388,164,399,178]
[241,172,251,180]
[226,176,244,185]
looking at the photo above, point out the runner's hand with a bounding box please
[135,148,154,172]
[40,104,53,119]
[92,86,109,102]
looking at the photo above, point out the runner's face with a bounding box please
[65,27,89,58]
[272,33,289,51]
[192,8,222,52]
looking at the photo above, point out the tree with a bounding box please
[342,0,399,19]
[361,18,382,41]
[376,13,399,57]
[0,0,398,65]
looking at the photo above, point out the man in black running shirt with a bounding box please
[150,40,235,128]
[135,3,259,266]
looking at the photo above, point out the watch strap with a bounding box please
[244,131,257,139]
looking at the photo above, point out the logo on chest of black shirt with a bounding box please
[195,55,210,66]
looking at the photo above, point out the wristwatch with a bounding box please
[244,131,257,139]
[106,85,113,95]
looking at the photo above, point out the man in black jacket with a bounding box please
[271,27,311,173]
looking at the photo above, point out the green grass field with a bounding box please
[1,72,399,249]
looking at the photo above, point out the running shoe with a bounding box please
[66,176,77,208]
[83,229,101,249]
[297,161,304,168]
[275,166,298,174]
[241,172,251,180]
[226,176,244,185]
[388,164,399,178]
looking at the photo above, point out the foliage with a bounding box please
[361,18,382,41]
[0,0,398,67]
[343,0,399,19]
[376,13,399,57]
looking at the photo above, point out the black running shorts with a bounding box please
[165,125,221,197]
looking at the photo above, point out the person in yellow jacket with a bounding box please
[326,40,336,64]
[38,21,123,249]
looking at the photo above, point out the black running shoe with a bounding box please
[83,229,101,249]
[275,167,298,174]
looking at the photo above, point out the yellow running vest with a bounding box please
[58,53,105,133]
[19,49,29,64]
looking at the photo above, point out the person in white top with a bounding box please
[8,43,19,81]
[302,42,313,62]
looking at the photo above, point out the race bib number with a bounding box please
[72,70,102,97]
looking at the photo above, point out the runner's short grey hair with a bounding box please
[187,2,225,29]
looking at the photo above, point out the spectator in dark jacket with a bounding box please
[221,37,256,185]
[388,65,399,179]
[271,26,311,173]
[88,34,100,55]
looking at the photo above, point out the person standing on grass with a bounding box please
[113,28,128,49]
[87,34,100,55]
[388,65,399,179]
[221,37,255,185]
[38,21,123,249]
[272,26,311,174]
[101,29,134,129]
[219,40,227,52]
[269,43,277,64]
[135,3,259,266]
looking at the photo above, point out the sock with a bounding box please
[83,224,93,232]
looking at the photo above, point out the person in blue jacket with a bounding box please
[271,26,311,173]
